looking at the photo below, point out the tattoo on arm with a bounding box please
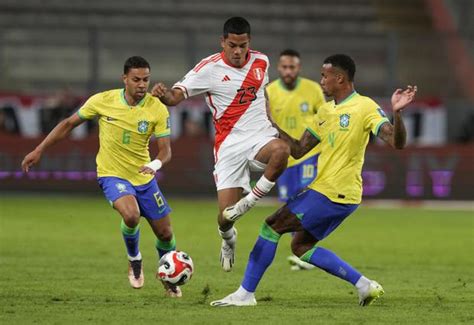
[377,113,406,149]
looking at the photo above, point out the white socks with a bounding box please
[355,276,371,291]
[244,175,275,206]
[235,285,255,300]
[128,252,142,261]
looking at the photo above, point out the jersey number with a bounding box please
[122,130,131,144]
[237,86,257,104]
[302,164,315,179]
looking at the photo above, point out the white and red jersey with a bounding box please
[173,50,274,159]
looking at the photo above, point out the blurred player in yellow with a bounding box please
[267,49,325,271]
[21,56,182,297]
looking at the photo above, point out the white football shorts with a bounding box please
[213,126,278,193]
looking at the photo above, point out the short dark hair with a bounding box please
[280,49,300,58]
[323,54,356,81]
[124,56,150,74]
[223,17,251,38]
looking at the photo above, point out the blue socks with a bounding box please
[121,219,140,259]
[241,223,281,292]
[156,235,176,258]
[301,246,362,285]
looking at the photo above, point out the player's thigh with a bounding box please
[253,138,289,164]
[135,179,172,223]
[265,205,305,234]
[97,176,140,222]
[114,195,141,224]
[146,215,173,241]
[214,148,251,194]
[288,190,358,241]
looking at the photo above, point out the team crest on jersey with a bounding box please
[253,68,264,81]
[300,102,309,112]
[137,120,149,134]
[339,114,350,128]
[115,183,127,193]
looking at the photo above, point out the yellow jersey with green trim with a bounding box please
[267,77,325,167]
[307,92,389,204]
[77,89,171,186]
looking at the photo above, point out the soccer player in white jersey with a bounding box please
[152,17,290,272]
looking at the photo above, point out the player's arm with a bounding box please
[377,85,417,149]
[139,136,171,175]
[21,113,85,172]
[151,83,185,106]
[264,88,276,126]
[279,128,320,159]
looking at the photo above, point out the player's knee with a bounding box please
[156,227,173,242]
[120,209,140,227]
[291,242,315,258]
[270,142,290,165]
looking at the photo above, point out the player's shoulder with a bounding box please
[354,93,379,110]
[192,52,222,73]
[300,77,321,89]
[145,94,169,112]
[88,89,120,104]
[250,50,269,62]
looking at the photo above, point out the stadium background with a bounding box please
[0,0,473,199]
[0,1,473,324]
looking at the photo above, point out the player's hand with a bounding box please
[138,166,156,175]
[391,85,417,113]
[21,149,42,173]
[151,83,168,99]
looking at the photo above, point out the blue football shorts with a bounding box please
[97,176,171,220]
[277,154,318,201]
[287,189,358,241]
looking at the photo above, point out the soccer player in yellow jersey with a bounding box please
[211,54,417,307]
[21,56,182,297]
[267,49,325,203]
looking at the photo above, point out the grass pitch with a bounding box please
[1,195,473,324]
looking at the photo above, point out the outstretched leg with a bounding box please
[211,205,301,306]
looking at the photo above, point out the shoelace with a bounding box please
[130,260,142,279]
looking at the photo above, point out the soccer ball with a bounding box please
[158,250,194,285]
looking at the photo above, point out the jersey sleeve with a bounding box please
[172,62,213,99]
[76,94,100,120]
[154,104,171,138]
[364,99,390,136]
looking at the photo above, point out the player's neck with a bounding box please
[333,85,355,105]
[281,77,299,91]
[124,90,140,106]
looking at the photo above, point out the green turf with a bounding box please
[0,195,473,324]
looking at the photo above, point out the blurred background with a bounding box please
[0,0,473,200]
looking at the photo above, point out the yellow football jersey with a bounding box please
[307,92,389,204]
[267,77,325,167]
[77,89,171,186]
